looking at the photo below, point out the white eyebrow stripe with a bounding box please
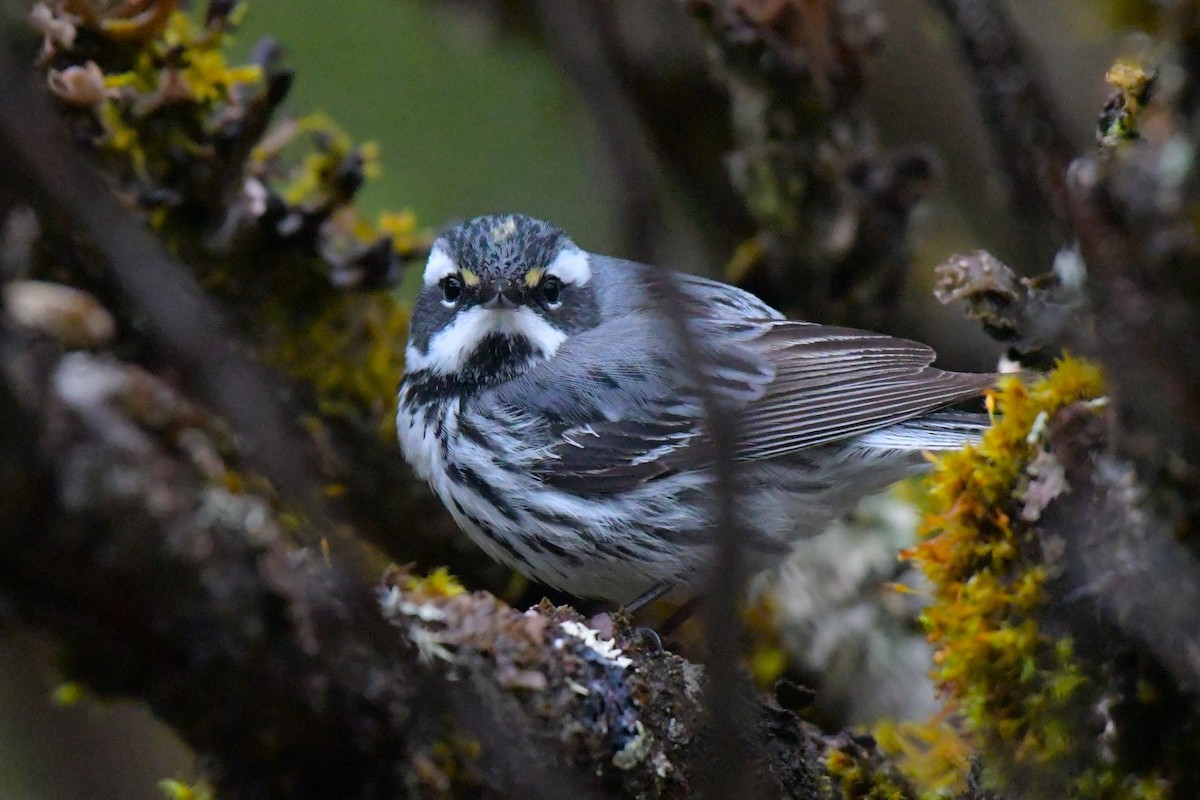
[545,247,591,286]
[423,247,458,286]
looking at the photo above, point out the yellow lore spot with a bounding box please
[524,267,545,287]
[460,269,480,287]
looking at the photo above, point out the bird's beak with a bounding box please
[480,278,520,309]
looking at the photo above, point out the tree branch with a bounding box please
[0,319,859,799]
[929,0,1077,263]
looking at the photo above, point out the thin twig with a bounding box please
[642,267,759,800]
[528,0,667,262]
[930,0,1077,262]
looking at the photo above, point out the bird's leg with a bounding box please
[623,580,675,614]
[622,581,703,638]
[658,595,702,636]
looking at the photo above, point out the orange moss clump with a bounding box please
[903,357,1105,790]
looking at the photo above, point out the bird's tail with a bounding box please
[855,410,991,451]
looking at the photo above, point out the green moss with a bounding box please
[826,747,917,800]
[264,290,409,438]
[1077,769,1170,800]
[905,358,1103,760]
[158,779,214,800]
[872,719,972,797]
[899,357,1200,798]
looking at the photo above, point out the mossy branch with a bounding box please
[0,316,906,799]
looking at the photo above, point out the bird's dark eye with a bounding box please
[540,275,563,307]
[441,275,463,305]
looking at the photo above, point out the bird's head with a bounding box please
[405,214,600,384]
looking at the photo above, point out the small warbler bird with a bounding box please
[398,214,992,608]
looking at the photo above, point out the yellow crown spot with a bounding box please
[460,269,480,286]
[524,267,545,287]
[490,216,518,242]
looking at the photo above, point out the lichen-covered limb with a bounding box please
[1005,398,1200,794]
[683,0,936,329]
[0,13,932,797]
[911,362,1200,796]
[0,331,419,798]
[935,0,1200,527]
[0,318,888,799]
[1060,34,1200,588]
[1066,118,1200,529]
[934,5,1200,763]
[0,41,510,593]
[1039,404,1200,700]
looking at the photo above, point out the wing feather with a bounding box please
[735,322,993,458]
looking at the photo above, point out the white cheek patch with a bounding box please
[545,246,591,286]
[406,306,567,375]
[423,247,458,286]
[404,342,429,375]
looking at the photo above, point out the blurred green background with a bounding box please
[235,0,619,251]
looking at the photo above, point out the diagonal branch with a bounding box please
[929,0,1077,262]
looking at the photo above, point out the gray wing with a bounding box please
[488,281,990,494]
[484,312,770,493]
[735,323,994,459]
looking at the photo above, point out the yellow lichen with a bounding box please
[88,9,263,178]
[405,566,466,600]
[36,3,431,438]
[377,209,421,254]
[272,114,361,206]
[1099,58,1155,145]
